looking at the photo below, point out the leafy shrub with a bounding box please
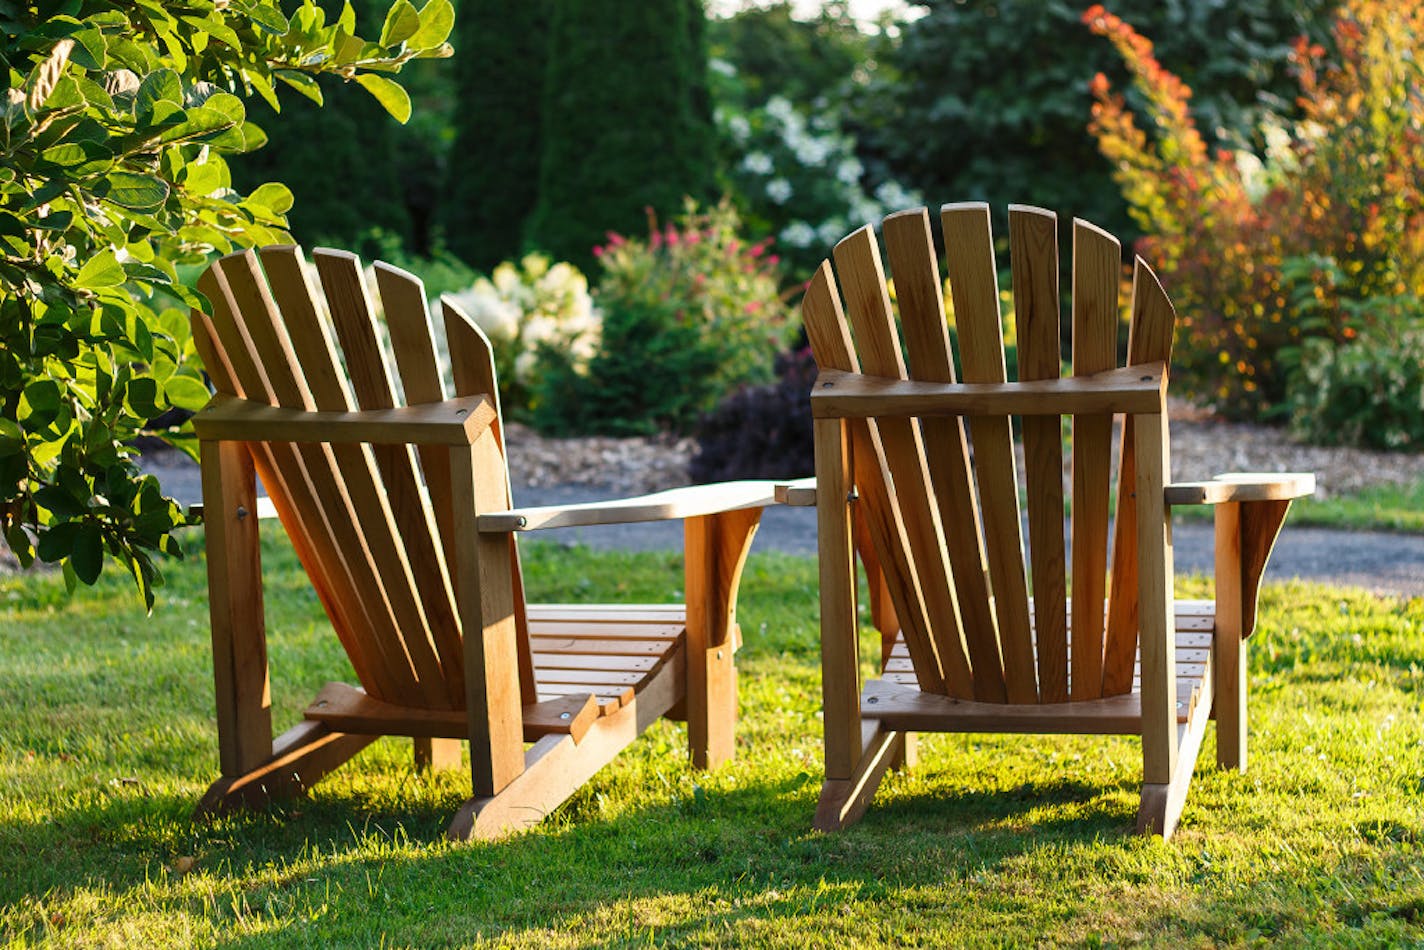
[1287,298,1424,451]
[1085,1,1424,420]
[442,254,600,417]
[691,344,816,482]
[868,0,1337,248]
[533,199,795,435]
[0,1,450,605]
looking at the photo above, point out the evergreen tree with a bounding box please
[526,0,716,272]
[441,0,550,269]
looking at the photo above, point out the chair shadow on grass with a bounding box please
[7,731,1414,945]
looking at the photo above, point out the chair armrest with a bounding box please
[1165,472,1315,506]
[774,477,817,507]
[477,480,783,533]
[191,392,497,447]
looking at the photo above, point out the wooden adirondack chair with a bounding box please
[799,204,1313,839]
[189,246,776,840]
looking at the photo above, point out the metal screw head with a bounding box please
[558,712,571,720]
[716,650,724,660]
[236,505,249,520]
[867,696,879,704]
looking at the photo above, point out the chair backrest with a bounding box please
[191,246,531,712]
[803,204,1176,704]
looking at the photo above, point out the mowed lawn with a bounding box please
[1,533,1421,947]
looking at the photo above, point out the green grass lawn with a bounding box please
[2,536,1422,946]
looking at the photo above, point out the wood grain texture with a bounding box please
[684,507,761,769]
[811,364,1165,417]
[802,262,943,695]
[1164,473,1314,506]
[374,261,460,568]
[191,314,366,689]
[1009,205,1068,703]
[1134,410,1177,785]
[200,263,413,704]
[1069,218,1120,700]
[833,225,971,697]
[451,433,526,796]
[1212,500,1247,771]
[816,417,861,780]
[940,203,1036,703]
[309,249,462,703]
[199,438,272,775]
[192,392,496,446]
[233,250,453,706]
[443,300,537,707]
[1104,258,1178,696]
[883,209,1002,701]
[481,481,781,532]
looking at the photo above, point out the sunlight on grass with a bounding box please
[1,536,1421,945]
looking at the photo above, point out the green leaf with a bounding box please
[274,71,322,106]
[245,3,290,35]
[105,172,170,211]
[164,374,211,411]
[68,27,108,70]
[22,379,62,413]
[408,0,455,49]
[379,0,421,46]
[37,521,80,563]
[355,74,411,124]
[337,1,356,34]
[72,523,104,584]
[0,417,24,457]
[76,248,126,288]
[135,68,182,117]
[247,181,293,213]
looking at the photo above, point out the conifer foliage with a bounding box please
[525,0,716,272]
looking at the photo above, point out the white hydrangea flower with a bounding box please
[817,218,847,247]
[764,95,796,125]
[709,56,737,78]
[792,133,833,167]
[765,178,793,204]
[724,112,752,145]
[835,157,863,187]
[740,151,774,176]
[874,180,920,211]
[780,220,817,248]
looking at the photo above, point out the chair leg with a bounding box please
[1213,501,1248,772]
[200,440,274,780]
[684,508,761,770]
[414,737,463,772]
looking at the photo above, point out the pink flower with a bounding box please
[605,231,626,247]
[592,245,604,258]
